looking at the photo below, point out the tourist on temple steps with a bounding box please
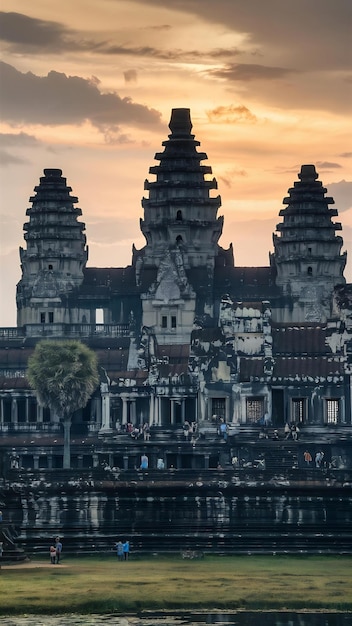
[140,453,149,469]
[142,422,151,441]
[219,419,228,442]
[291,423,299,440]
[304,450,312,466]
[183,420,190,441]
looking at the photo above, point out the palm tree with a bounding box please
[27,340,99,469]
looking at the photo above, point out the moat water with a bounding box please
[0,613,351,625]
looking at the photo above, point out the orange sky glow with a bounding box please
[0,0,351,326]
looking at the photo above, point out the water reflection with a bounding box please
[0,613,351,626]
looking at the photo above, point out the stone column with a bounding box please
[0,398,3,424]
[33,455,39,470]
[199,381,207,422]
[225,396,230,422]
[181,399,186,423]
[155,396,160,426]
[37,404,43,423]
[340,395,346,424]
[90,397,99,427]
[170,399,175,425]
[122,395,128,426]
[149,393,154,425]
[95,396,102,429]
[99,384,112,434]
[11,397,18,424]
[204,453,210,469]
[130,398,137,425]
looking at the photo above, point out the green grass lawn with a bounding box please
[1,554,352,615]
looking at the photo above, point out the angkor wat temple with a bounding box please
[1,109,352,558]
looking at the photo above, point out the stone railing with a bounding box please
[0,327,25,340]
[0,323,130,339]
[0,423,61,433]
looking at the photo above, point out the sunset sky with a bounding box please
[0,0,351,326]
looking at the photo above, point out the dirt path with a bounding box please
[1,561,68,569]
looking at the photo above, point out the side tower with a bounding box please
[16,168,88,327]
[271,164,347,322]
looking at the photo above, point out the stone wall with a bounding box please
[2,468,352,555]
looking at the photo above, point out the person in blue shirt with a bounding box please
[123,540,130,560]
[55,536,63,564]
[140,453,148,469]
[115,540,123,561]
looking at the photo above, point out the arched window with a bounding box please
[176,235,183,244]
[307,266,313,276]
[176,210,183,221]
[48,264,53,270]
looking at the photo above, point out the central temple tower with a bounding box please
[139,108,229,270]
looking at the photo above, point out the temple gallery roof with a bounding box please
[239,356,345,382]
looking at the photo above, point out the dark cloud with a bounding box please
[0,11,242,61]
[0,131,39,147]
[0,11,76,52]
[97,44,242,61]
[142,0,352,71]
[208,48,242,60]
[124,69,138,83]
[0,62,162,131]
[145,24,172,31]
[219,169,248,188]
[205,63,296,82]
[207,105,257,123]
[339,152,352,158]
[316,161,342,170]
[326,180,352,212]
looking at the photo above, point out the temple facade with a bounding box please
[0,108,352,555]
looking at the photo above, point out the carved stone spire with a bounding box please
[271,164,346,321]
[17,169,88,326]
[139,108,224,270]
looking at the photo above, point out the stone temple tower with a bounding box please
[138,108,227,271]
[16,168,88,327]
[134,108,233,344]
[271,164,347,322]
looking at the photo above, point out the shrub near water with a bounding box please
[1,555,352,615]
